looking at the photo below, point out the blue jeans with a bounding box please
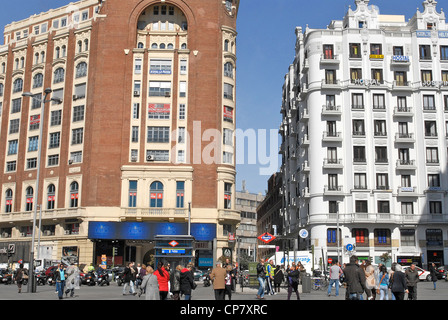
[349,293,364,300]
[56,280,65,299]
[327,279,340,296]
[257,277,265,298]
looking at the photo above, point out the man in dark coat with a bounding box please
[343,256,366,300]
[180,262,195,300]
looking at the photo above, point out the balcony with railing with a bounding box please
[322,105,342,116]
[394,133,415,143]
[322,131,342,142]
[120,207,188,221]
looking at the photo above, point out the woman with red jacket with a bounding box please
[154,261,170,300]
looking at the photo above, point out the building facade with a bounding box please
[0,0,240,269]
[234,182,264,264]
[281,0,448,268]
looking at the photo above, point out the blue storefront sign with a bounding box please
[88,221,216,241]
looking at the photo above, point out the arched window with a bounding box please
[151,43,158,49]
[25,187,34,211]
[224,62,234,78]
[47,184,56,210]
[53,68,65,84]
[55,47,60,59]
[224,40,229,52]
[77,41,83,53]
[40,51,45,64]
[0,83,4,96]
[181,43,187,50]
[150,181,163,208]
[13,78,23,93]
[167,43,174,50]
[70,182,79,208]
[61,45,67,57]
[5,189,13,213]
[33,73,44,89]
[1,62,5,73]
[76,62,87,78]
[138,42,144,49]
[159,43,166,50]
[84,39,89,51]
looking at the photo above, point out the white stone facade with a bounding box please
[280,0,448,268]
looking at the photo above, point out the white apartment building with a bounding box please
[280,0,448,268]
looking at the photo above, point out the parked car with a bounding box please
[436,266,447,280]
[402,266,432,281]
[193,269,203,281]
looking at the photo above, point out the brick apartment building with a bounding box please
[0,0,240,269]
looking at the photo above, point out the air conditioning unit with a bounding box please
[134,91,140,97]
[44,230,51,236]
[64,230,70,235]
[146,155,154,161]
[164,91,171,97]
[73,95,79,100]
[1,232,9,238]
[131,156,138,162]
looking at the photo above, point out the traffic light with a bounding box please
[113,247,118,256]
[7,248,13,258]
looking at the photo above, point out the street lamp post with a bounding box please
[22,88,62,293]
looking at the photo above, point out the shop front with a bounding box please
[88,222,217,268]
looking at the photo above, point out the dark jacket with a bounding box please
[405,268,419,286]
[123,266,136,283]
[274,268,284,285]
[343,263,366,294]
[287,268,300,286]
[180,268,195,295]
[391,271,407,293]
[170,269,181,292]
[256,263,265,278]
[54,267,67,282]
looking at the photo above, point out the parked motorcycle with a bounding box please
[80,271,96,286]
[203,273,211,287]
[97,272,110,286]
[36,272,47,286]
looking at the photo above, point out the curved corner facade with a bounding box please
[0,0,240,269]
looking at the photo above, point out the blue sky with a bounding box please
[0,0,433,195]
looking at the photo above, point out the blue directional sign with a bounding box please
[346,244,354,252]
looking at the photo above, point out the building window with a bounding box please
[224,83,234,100]
[53,68,65,84]
[374,120,387,136]
[8,140,18,155]
[176,181,185,208]
[75,62,87,78]
[148,103,171,120]
[374,229,390,246]
[224,62,234,78]
[419,45,431,60]
[425,121,437,137]
[28,136,38,152]
[48,154,59,167]
[5,189,13,213]
[378,201,390,213]
[370,44,382,55]
[73,105,85,122]
[354,173,367,189]
[224,106,233,123]
[45,184,55,210]
[149,81,171,97]
[428,174,440,188]
[372,94,385,109]
[394,71,407,86]
[351,93,364,109]
[327,228,340,245]
[146,150,169,162]
[70,151,82,164]
[401,229,415,247]
[429,201,442,215]
[325,70,336,84]
[0,83,3,96]
[147,126,170,143]
[49,132,61,149]
[13,78,23,93]
[224,182,232,209]
[353,229,368,246]
[27,158,37,169]
[25,187,33,211]
[223,152,233,164]
[353,146,366,162]
[50,110,62,126]
[401,202,413,215]
[376,173,389,190]
[70,182,79,208]
[323,44,334,59]
[350,68,362,83]
[371,69,383,83]
[355,200,368,213]
[441,46,448,61]
[423,95,435,111]
[150,181,164,208]
[179,104,186,120]
[150,59,172,74]
[375,147,388,163]
[129,180,137,208]
[72,128,84,145]
[426,229,443,246]
[11,98,21,114]
[6,161,16,172]
[9,119,20,134]
[33,73,44,88]
[426,147,439,164]
[349,43,361,58]
[131,126,139,143]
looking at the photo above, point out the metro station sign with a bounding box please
[258,232,276,244]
